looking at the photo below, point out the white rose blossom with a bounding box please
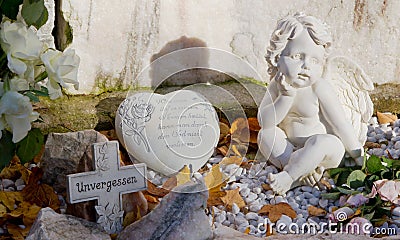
[0,91,39,142]
[10,77,29,92]
[0,21,43,76]
[41,48,80,99]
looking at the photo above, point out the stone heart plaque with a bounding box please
[115,90,219,176]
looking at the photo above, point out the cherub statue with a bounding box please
[257,12,373,195]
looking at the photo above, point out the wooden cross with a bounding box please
[66,141,147,233]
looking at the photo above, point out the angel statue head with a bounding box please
[266,12,332,88]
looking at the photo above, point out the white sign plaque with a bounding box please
[66,141,147,233]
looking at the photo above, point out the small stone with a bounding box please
[319,199,328,208]
[247,192,258,201]
[222,220,230,226]
[309,198,319,206]
[16,185,25,191]
[245,212,259,221]
[275,196,287,203]
[286,191,294,198]
[301,186,313,192]
[209,157,222,164]
[226,212,235,223]
[5,187,15,192]
[15,178,25,187]
[240,188,250,198]
[1,179,14,189]
[289,202,299,210]
[392,207,400,217]
[234,216,248,226]
[252,187,261,195]
[249,204,262,212]
[232,203,240,215]
[301,199,308,206]
[303,192,314,199]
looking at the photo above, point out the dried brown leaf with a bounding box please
[220,188,246,210]
[319,178,332,190]
[230,118,247,135]
[377,112,397,124]
[0,157,31,182]
[217,146,229,156]
[249,131,258,144]
[220,156,243,166]
[231,145,242,157]
[364,141,381,149]
[261,183,272,191]
[204,164,225,190]
[7,224,29,240]
[21,168,60,211]
[308,206,327,217]
[207,190,226,207]
[258,203,297,222]
[146,180,170,197]
[0,192,23,211]
[248,117,261,131]
[176,165,191,186]
[0,204,7,217]
[219,122,230,140]
[161,176,177,191]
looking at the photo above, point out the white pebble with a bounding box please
[247,192,258,201]
[275,196,287,203]
[1,179,14,189]
[252,187,261,195]
[234,216,248,226]
[301,186,313,192]
[245,212,259,221]
[393,207,400,217]
[231,203,240,215]
[193,172,203,181]
[319,199,329,208]
[286,191,294,198]
[16,185,25,191]
[15,178,24,187]
[234,168,243,177]
[309,198,319,206]
[147,170,156,180]
[240,188,250,198]
[222,220,230,226]
[209,157,222,164]
[249,204,262,212]
[227,212,235,223]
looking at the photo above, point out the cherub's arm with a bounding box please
[314,80,362,158]
[258,79,295,129]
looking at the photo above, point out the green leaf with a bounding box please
[321,192,341,200]
[24,91,40,102]
[16,128,44,163]
[363,211,375,221]
[366,155,386,174]
[21,0,48,29]
[382,157,394,168]
[336,186,360,195]
[0,130,16,168]
[347,170,366,189]
[1,0,23,20]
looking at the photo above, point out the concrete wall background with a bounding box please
[54,0,400,93]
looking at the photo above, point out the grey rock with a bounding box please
[16,185,25,191]
[117,181,212,240]
[1,179,14,189]
[41,130,109,193]
[15,178,25,187]
[26,207,110,240]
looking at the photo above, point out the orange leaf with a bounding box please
[161,176,177,191]
[377,112,397,124]
[0,192,23,211]
[145,180,170,197]
[230,118,247,135]
[21,168,60,211]
[217,146,229,156]
[176,165,191,186]
[308,205,327,217]
[0,157,31,183]
[220,156,243,166]
[244,226,251,234]
[0,204,7,217]
[7,224,29,240]
[143,194,159,203]
[204,164,225,190]
[248,117,261,131]
[207,190,226,207]
[249,131,258,144]
[220,188,246,210]
[219,122,230,140]
[258,203,297,222]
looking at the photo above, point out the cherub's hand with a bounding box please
[276,72,296,96]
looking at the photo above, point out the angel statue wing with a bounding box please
[323,55,374,145]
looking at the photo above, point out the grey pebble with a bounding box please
[239,187,250,197]
[301,186,314,192]
[16,185,25,191]
[15,178,24,187]
[319,199,329,208]
[309,198,319,206]
[246,212,259,221]
[392,207,400,217]
[1,179,14,189]
[222,220,231,226]
[303,192,314,199]
[231,203,240,215]
[249,204,262,212]
[227,212,235,223]
[247,192,258,201]
[235,216,249,226]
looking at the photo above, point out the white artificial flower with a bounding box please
[0,91,39,142]
[10,77,29,92]
[41,48,80,99]
[0,21,44,75]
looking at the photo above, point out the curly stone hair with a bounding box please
[266,12,332,79]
